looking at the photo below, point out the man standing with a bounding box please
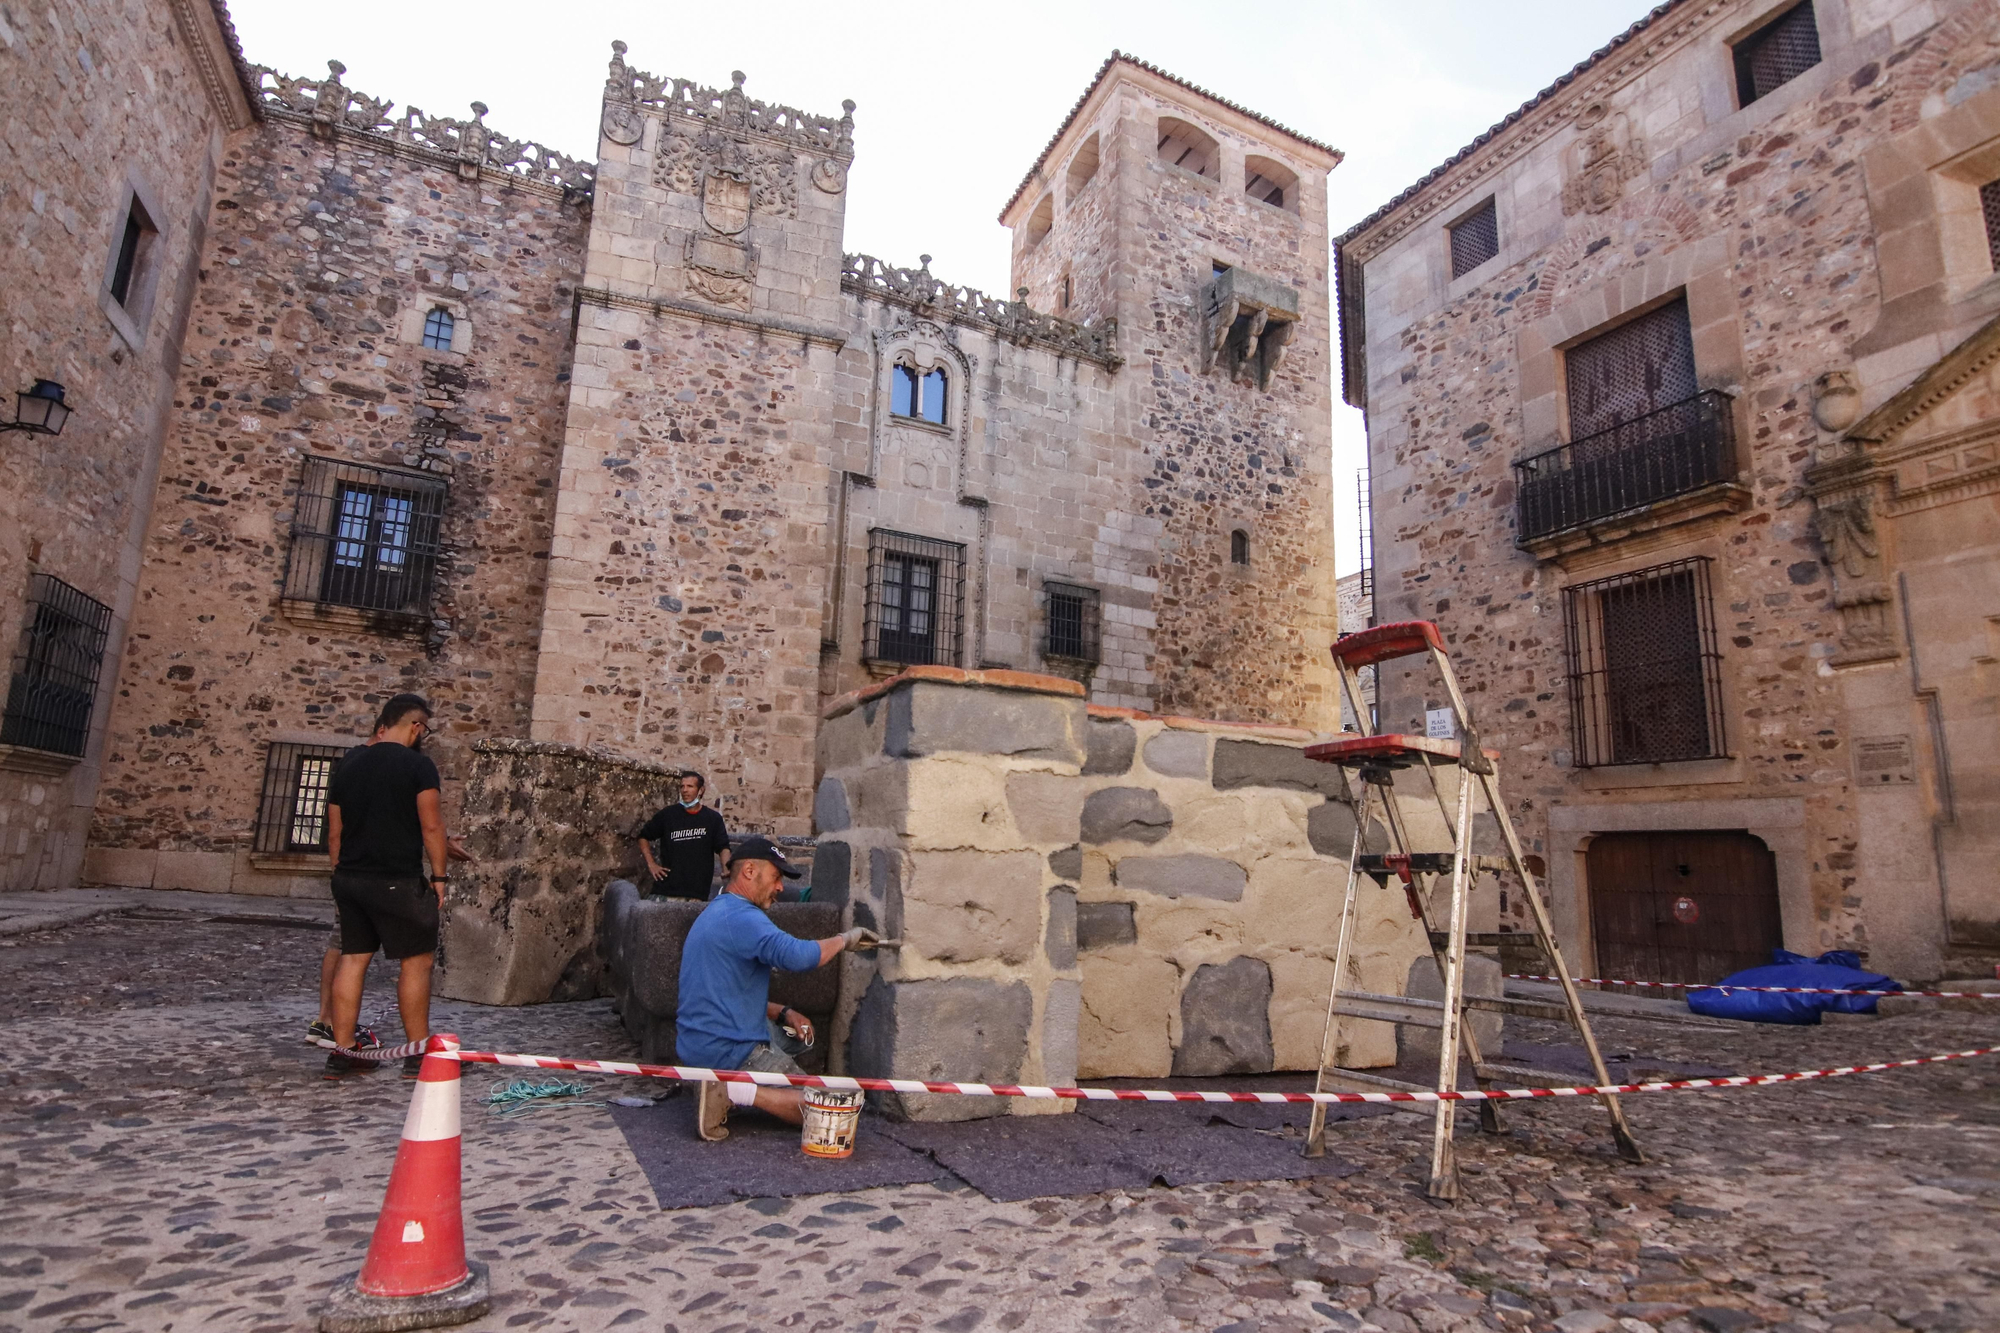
[637,772,731,900]
[322,693,455,1080]
[676,837,879,1141]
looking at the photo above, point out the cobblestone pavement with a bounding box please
[2,912,1996,1333]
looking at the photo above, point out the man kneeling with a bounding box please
[676,837,876,1140]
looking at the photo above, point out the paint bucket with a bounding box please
[799,1087,864,1159]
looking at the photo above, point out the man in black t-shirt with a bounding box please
[322,693,459,1080]
[637,772,731,899]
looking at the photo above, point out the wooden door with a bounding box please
[1586,830,1782,984]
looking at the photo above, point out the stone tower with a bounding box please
[1001,54,1343,727]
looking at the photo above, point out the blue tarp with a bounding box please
[1685,949,1903,1025]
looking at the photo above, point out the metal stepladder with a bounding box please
[1300,620,1644,1200]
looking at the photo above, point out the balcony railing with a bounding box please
[1515,390,1737,544]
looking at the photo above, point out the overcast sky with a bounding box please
[229,0,1657,576]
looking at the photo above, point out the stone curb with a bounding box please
[0,904,129,938]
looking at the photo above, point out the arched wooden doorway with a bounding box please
[1585,830,1782,984]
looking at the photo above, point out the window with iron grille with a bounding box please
[1981,179,2000,270]
[1042,581,1102,667]
[864,529,964,667]
[1563,557,1727,767]
[1,574,112,758]
[254,741,355,854]
[421,307,456,351]
[282,456,447,624]
[1448,198,1499,279]
[1734,2,1820,106]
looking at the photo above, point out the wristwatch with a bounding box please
[429,875,447,884]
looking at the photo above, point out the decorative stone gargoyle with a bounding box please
[1202,267,1299,390]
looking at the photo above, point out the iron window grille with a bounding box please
[864,529,964,668]
[254,741,355,854]
[420,307,456,351]
[1515,390,1737,542]
[890,363,948,425]
[1,574,112,757]
[1042,581,1102,667]
[1734,2,1820,106]
[1231,530,1250,565]
[1563,557,1727,768]
[1448,198,1499,279]
[109,197,158,310]
[1981,179,2000,270]
[282,456,447,625]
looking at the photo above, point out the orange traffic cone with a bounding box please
[320,1035,492,1333]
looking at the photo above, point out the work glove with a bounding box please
[843,926,883,951]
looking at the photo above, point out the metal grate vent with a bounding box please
[1448,198,1499,279]
[1735,2,1820,106]
[1981,179,2000,270]
[864,529,965,668]
[281,456,447,623]
[254,741,356,854]
[1565,299,1698,440]
[1563,557,1726,767]
[1043,581,1102,666]
[1,574,112,757]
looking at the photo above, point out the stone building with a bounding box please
[0,4,1346,900]
[1337,0,2000,982]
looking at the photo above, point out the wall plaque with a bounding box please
[1853,734,1915,786]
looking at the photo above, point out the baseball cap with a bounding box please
[733,836,802,879]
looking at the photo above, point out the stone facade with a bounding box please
[1337,0,2000,981]
[811,667,1434,1119]
[0,14,1350,909]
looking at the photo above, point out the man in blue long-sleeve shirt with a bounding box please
[678,837,879,1141]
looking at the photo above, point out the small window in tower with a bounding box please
[421,307,456,351]
[1244,155,1299,213]
[1066,133,1100,198]
[1025,193,1054,248]
[1061,273,1073,310]
[1157,117,1219,181]
[1733,1,1820,107]
[891,363,947,425]
[1448,198,1499,279]
[1230,529,1250,565]
[108,196,158,310]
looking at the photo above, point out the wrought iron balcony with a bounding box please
[1514,390,1737,544]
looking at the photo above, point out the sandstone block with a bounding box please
[1078,951,1179,1078]
[1083,718,1137,775]
[1007,770,1082,845]
[813,776,850,832]
[1142,729,1210,779]
[886,682,1085,766]
[1174,955,1275,1076]
[1114,853,1247,902]
[1307,798,1390,857]
[903,849,1044,964]
[1045,884,1078,969]
[1080,786,1174,844]
[1212,738,1350,798]
[846,974,1032,1120]
[1077,900,1137,950]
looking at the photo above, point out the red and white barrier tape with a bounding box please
[431,1044,2000,1104]
[1506,973,2000,999]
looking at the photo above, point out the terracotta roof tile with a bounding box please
[207,0,265,117]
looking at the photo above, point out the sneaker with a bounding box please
[402,1053,425,1079]
[306,1018,334,1046]
[323,1051,378,1080]
[696,1081,731,1142]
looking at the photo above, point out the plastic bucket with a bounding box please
[799,1087,864,1159]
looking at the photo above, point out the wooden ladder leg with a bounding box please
[1411,755,1502,1136]
[1426,764,1477,1202]
[1475,768,1645,1165]
[1305,781,1376,1158]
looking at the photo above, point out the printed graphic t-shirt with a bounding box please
[637,803,730,899]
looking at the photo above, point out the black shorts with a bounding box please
[332,873,439,960]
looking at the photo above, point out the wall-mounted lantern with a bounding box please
[2,380,73,436]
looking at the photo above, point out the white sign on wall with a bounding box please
[1425,708,1456,739]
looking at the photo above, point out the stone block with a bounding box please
[1045,884,1077,969]
[886,681,1085,766]
[1142,729,1210,779]
[809,838,851,912]
[1174,955,1275,1076]
[1078,951,1179,1078]
[153,850,234,894]
[1080,786,1173,844]
[861,846,904,938]
[846,974,1032,1120]
[1212,738,1350,798]
[1400,952,1503,1067]
[903,849,1044,964]
[1083,718,1137,775]
[1306,798,1389,856]
[81,847,157,888]
[1044,977,1081,1087]
[813,776,850,832]
[1007,770,1081,845]
[1048,843,1083,879]
[1076,900,1137,949]
[1114,853,1247,902]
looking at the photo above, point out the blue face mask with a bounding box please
[681,796,701,809]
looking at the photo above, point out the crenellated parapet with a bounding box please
[252,60,594,198]
[842,253,1121,369]
[604,41,854,160]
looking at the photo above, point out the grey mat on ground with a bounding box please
[1500,1040,1736,1081]
[609,1097,945,1209]
[1073,1073,1399,1133]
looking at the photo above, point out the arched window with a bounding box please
[1244,155,1299,213]
[421,307,456,351]
[892,363,948,425]
[1157,117,1219,181]
[1025,193,1053,248]
[1230,529,1250,565]
[1066,133,1100,197]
